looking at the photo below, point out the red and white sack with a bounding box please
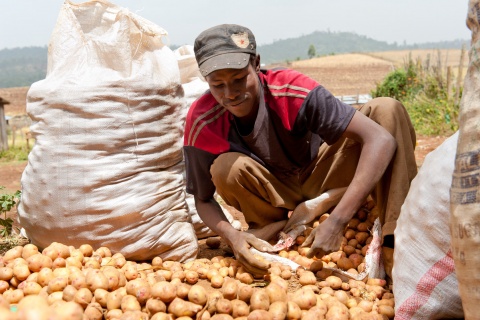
[175,45,242,239]
[17,0,197,262]
[394,132,463,319]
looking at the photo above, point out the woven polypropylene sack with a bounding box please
[394,132,463,319]
[17,0,198,262]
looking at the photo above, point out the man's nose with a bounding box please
[224,84,240,99]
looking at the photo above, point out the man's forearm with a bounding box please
[194,196,237,238]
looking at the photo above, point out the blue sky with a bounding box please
[0,0,471,50]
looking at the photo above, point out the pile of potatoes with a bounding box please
[277,200,379,276]
[0,202,394,319]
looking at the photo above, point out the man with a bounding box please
[184,24,417,278]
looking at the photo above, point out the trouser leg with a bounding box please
[210,152,303,229]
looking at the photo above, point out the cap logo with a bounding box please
[231,32,250,49]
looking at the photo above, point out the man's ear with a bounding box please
[255,54,261,73]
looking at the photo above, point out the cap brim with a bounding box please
[199,52,250,77]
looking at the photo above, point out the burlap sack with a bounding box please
[394,132,463,319]
[450,1,480,317]
[17,0,198,261]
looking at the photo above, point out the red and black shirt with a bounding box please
[184,68,356,201]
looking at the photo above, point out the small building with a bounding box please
[0,97,10,151]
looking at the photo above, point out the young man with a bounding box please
[184,24,417,277]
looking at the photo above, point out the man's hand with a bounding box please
[301,215,345,259]
[223,228,276,275]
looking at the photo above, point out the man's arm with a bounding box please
[303,111,397,258]
[194,196,275,274]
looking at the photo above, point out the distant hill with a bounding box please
[0,31,469,88]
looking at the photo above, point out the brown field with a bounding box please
[286,48,466,96]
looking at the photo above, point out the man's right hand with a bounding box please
[194,196,276,274]
[223,228,276,275]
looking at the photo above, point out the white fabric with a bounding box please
[393,132,463,319]
[17,0,197,262]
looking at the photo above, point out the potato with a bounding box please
[3,246,23,263]
[236,272,254,285]
[265,282,287,304]
[48,276,68,293]
[237,283,253,303]
[301,305,327,320]
[291,288,316,310]
[52,301,84,320]
[21,244,39,260]
[378,305,395,319]
[231,299,249,318]
[250,288,270,311]
[121,294,141,312]
[216,298,233,314]
[211,314,234,320]
[95,246,112,258]
[211,274,224,288]
[47,291,64,305]
[107,290,125,311]
[150,312,174,320]
[22,281,42,296]
[184,270,199,285]
[13,263,30,281]
[206,290,224,315]
[94,288,109,308]
[248,309,273,320]
[187,284,207,306]
[168,297,202,318]
[126,278,151,305]
[16,295,50,320]
[175,283,191,300]
[268,300,287,320]
[325,276,343,289]
[336,257,354,271]
[145,298,167,315]
[62,284,77,302]
[325,304,349,320]
[220,277,237,300]
[74,287,93,308]
[0,267,13,281]
[0,280,9,294]
[355,232,369,245]
[299,271,317,286]
[86,269,109,292]
[84,302,103,320]
[151,281,176,303]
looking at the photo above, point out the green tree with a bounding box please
[307,44,316,59]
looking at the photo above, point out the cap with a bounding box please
[194,24,256,77]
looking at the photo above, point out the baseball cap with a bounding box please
[194,24,256,77]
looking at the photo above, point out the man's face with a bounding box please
[205,56,260,122]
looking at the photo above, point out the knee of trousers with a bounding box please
[210,152,249,191]
[366,97,407,117]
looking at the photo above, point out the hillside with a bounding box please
[0,31,468,88]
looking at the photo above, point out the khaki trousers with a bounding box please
[211,97,417,239]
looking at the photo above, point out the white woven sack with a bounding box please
[174,45,242,238]
[393,132,463,319]
[17,0,198,262]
